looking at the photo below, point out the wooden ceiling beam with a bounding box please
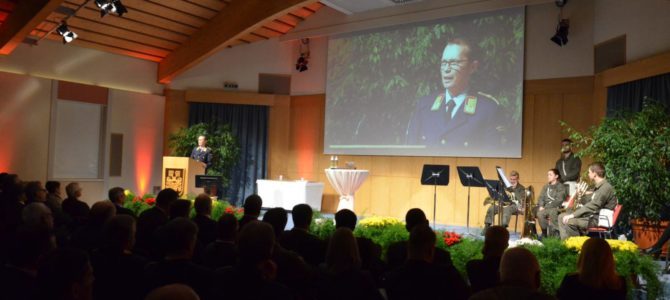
[157,0,316,84]
[0,0,65,55]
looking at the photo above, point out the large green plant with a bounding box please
[563,101,670,221]
[168,123,240,188]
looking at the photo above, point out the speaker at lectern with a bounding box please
[162,156,206,197]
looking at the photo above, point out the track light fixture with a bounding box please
[56,22,78,44]
[95,0,128,17]
[550,0,569,47]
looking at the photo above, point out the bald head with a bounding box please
[500,247,541,290]
[146,284,200,300]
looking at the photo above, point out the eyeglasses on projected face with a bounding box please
[440,59,469,70]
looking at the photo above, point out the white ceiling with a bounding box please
[320,0,425,14]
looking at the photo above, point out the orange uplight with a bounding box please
[0,128,14,172]
[134,127,156,195]
[291,98,321,179]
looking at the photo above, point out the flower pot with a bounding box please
[631,219,670,255]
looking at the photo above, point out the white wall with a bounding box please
[0,39,163,95]
[594,0,670,63]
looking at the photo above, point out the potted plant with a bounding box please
[562,101,670,249]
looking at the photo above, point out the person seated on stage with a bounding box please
[316,227,384,300]
[471,247,552,300]
[556,238,626,300]
[387,208,452,271]
[279,204,326,266]
[203,213,239,269]
[108,186,135,217]
[385,224,470,300]
[556,138,582,196]
[484,171,525,231]
[466,225,509,293]
[136,188,179,258]
[62,182,90,227]
[537,168,568,238]
[239,194,263,230]
[169,199,192,220]
[144,218,212,298]
[558,162,617,240]
[192,194,218,246]
[190,135,213,171]
[335,209,385,282]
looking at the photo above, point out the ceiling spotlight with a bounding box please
[550,19,570,46]
[95,0,128,17]
[56,22,78,44]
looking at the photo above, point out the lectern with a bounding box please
[162,156,206,197]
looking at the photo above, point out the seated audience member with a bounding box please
[386,208,452,270]
[144,218,212,298]
[2,175,26,234]
[145,284,200,300]
[280,203,326,266]
[24,181,47,204]
[203,213,239,269]
[556,238,626,300]
[239,194,263,229]
[61,182,90,226]
[384,224,469,300]
[22,202,54,231]
[262,207,313,298]
[70,201,116,252]
[169,199,192,219]
[471,247,553,300]
[136,188,178,256]
[192,194,218,246]
[108,187,134,217]
[1,227,55,300]
[335,209,385,281]
[212,221,292,300]
[466,225,509,293]
[34,248,95,300]
[45,180,63,211]
[91,215,148,300]
[316,227,383,300]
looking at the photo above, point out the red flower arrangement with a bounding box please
[443,231,462,246]
[145,198,156,205]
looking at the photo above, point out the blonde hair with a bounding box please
[577,238,622,290]
[326,228,361,274]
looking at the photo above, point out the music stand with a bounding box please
[457,166,485,234]
[421,165,450,229]
[484,179,509,226]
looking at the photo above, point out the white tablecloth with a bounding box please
[324,169,369,211]
[256,180,324,211]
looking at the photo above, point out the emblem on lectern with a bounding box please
[165,168,185,196]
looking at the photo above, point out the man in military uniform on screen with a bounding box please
[407,38,502,155]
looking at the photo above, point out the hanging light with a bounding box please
[95,0,128,17]
[56,22,77,44]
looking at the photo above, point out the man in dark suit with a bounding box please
[279,204,326,266]
[61,182,90,227]
[238,194,262,230]
[406,38,504,156]
[109,187,135,217]
[192,194,218,246]
[136,188,178,257]
[466,226,509,293]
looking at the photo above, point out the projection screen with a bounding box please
[324,7,524,158]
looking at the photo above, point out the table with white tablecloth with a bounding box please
[324,169,369,211]
[256,179,324,211]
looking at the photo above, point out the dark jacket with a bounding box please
[556,152,582,182]
[279,228,326,266]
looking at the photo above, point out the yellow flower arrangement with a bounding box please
[564,236,638,253]
[358,216,403,228]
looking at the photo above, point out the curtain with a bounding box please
[607,72,670,116]
[189,102,268,206]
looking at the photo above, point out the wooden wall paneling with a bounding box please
[163,89,188,156]
[268,95,290,180]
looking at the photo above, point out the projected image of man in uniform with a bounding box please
[406,38,503,156]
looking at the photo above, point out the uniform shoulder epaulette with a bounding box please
[430,94,445,111]
[476,91,499,105]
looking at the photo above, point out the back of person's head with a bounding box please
[193,194,212,216]
[155,188,179,209]
[499,247,541,290]
[578,237,621,290]
[405,208,428,232]
[36,248,94,300]
[243,194,263,216]
[9,226,55,269]
[1,174,22,201]
[482,226,509,258]
[102,215,136,253]
[108,187,125,204]
[326,227,361,274]
[89,201,117,226]
[408,224,436,262]
[218,213,238,242]
[22,202,54,230]
[65,182,82,199]
[238,221,275,265]
[25,181,45,203]
[160,217,199,258]
[335,209,357,230]
[589,162,606,178]
[46,181,61,194]
[145,284,200,300]
[292,204,313,229]
[169,199,192,219]
[262,207,288,238]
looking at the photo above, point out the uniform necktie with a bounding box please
[445,99,456,120]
